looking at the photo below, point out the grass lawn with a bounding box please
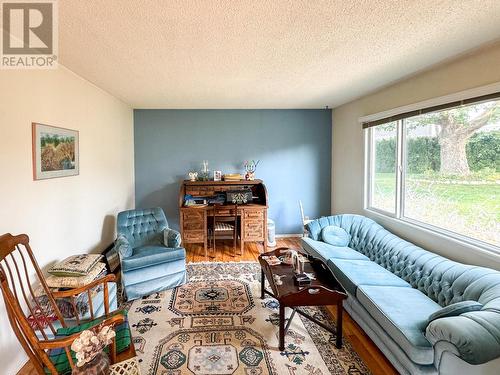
[373,173,499,246]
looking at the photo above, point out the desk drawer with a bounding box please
[183,210,204,222]
[183,230,205,242]
[184,220,204,230]
[244,220,264,241]
[244,210,264,220]
[213,208,237,217]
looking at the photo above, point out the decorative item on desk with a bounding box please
[188,171,198,181]
[71,324,115,374]
[244,159,260,180]
[226,189,252,204]
[223,173,242,181]
[213,170,222,181]
[199,160,210,181]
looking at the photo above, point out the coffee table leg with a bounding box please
[279,304,285,351]
[260,270,265,299]
[336,301,343,349]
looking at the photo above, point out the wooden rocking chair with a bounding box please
[0,233,136,374]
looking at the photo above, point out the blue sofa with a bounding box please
[115,207,187,300]
[302,214,500,375]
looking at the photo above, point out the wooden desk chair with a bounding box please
[0,233,136,374]
[208,204,240,258]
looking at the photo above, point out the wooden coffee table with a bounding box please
[258,247,347,351]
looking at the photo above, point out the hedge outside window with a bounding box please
[370,122,397,214]
[366,98,500,249]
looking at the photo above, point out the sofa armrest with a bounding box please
[425,311,500,365]
[115,234,132,258]
[164,228,182,248]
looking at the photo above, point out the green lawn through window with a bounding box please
[373,173,499,246]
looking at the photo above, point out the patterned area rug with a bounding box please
[123,262,370,375]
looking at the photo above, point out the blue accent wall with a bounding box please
[134,109,331,234]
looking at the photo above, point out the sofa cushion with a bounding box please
[428,300,483,323]
[321,225,350,246]
[358,285,441,365]
[301,238,369,264]
[327,258,410,295]
[121,246,186,272]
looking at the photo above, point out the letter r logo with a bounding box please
[2,2,53,54]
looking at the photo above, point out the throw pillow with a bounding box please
[164,228,182,248]
[321,225,350,247]
[428,300,483,324]
[46,262,106,288]
[48,254,103,276]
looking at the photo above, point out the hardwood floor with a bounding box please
[18,237,397,375]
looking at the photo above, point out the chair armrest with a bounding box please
[52,275,117,321]
[425,311,500,365]
[115,234,132,258]
[164,228,182,248]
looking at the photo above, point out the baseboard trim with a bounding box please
[276,233,303,238]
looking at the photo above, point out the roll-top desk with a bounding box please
[178,180,268,254]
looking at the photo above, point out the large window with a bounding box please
[365,95,500,249]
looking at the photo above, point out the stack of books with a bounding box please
[223,173,242,181]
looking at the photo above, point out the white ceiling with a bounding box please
[59,1,500,109]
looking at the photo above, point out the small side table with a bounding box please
[110,357,141,375]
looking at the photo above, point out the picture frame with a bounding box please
[32,122,79,180]
[213,170,222,181]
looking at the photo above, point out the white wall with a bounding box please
[332,41,500,270]
[0,66,135,374]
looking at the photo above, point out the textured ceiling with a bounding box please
[59,1,500,108]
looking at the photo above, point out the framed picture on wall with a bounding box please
[32,123,79,180]
[214,170,222,181]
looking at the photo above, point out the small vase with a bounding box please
[72,352,110,375]
[245,171,255,181]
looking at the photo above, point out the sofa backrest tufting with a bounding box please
[117,207,168,249]
[306,214,500,310]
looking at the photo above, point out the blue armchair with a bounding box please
[115,207,187,301]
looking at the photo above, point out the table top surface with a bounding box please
[258,247,346,300]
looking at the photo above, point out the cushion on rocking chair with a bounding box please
[44,310,132,374]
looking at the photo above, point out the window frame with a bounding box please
[362,83,500,254]
[365,122,399,217]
